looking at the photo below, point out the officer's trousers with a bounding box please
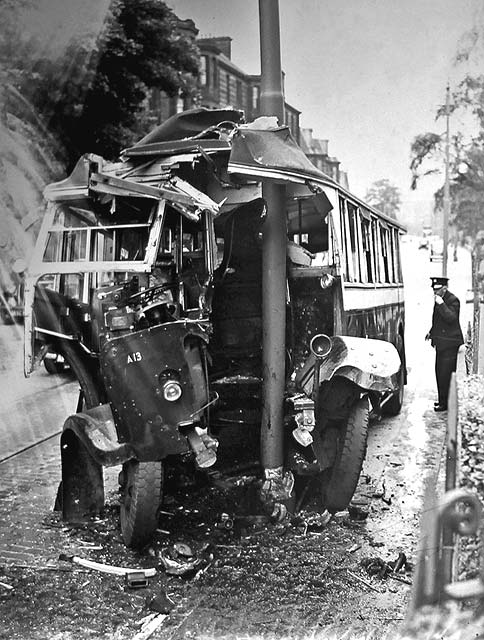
[435,347,459,407]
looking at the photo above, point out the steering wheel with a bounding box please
[128,282,178,306]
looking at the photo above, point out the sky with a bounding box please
[167,0,484,225]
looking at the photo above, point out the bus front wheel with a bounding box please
[119,460,163,549]
[322,396,369,513]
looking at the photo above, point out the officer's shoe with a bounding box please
[434,404,447,412]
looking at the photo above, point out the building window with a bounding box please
[200,56,207,86]
[226,73,231,104]
[236,79,243,106]
[252,86,259,110]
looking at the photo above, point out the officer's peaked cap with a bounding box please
[430,276,449,287]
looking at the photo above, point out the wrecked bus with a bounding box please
[24,108,405,547]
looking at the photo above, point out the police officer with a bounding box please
[425,276,464,411]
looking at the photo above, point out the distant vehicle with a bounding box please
[0,260,26,324]
[430,238,444,262]
[418,226,432,250]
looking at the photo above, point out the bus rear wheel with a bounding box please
[383,337,405,416]
[120,460,163,549]
[383,362,405,416]
[322,396,369,513]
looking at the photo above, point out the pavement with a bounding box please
[0,431,120,569]
[0,437,66,568]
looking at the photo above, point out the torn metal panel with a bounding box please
[89,172,220,217]
[131,107,244,146]
[43,153,106,202]
[122,138,231,159]
[228,126,333,186]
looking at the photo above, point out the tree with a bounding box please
[410,69,484,372]
[2,0,201,168]
[364,179,401,220]
[410,103,484,246]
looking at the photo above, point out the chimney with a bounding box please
[210,36,232,59]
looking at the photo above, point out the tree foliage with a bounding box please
[1,0,201,168]
[409,78,484,244]
[364,178,401,220]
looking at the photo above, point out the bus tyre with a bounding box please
[55,343,101,513]
[120,460,163,549]
[383,337,405,416]
[384,362,405,416]
[323,396,369,513]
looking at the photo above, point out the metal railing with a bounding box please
[410,374,484,611]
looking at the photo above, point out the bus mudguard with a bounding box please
[61,404,135,468]
[296,335,401,397]
[60,404,135,523]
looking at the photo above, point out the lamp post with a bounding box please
[258,0,291,508]
[442,84,451,277]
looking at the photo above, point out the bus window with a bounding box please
[114,228,149,261]
[393,229,403,282]
[286,194,331,266]
[361,217,373,283]
[90,230,114,261]
[347,202,361,282]
[371,219,380,283]
[339,197,350,280]
[61,229,88,262]
[379,224,390,283]
[43,231,62,262]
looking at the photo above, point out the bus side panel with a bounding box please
[342,284,405,345]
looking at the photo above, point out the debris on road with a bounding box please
[346,569,382,593]
[157,542,214,578]
[146,590,175,614]
[58,553,157,578]
[291,510,332,535]
[125,571,150,589]
[348,502,369,521]
[215,513,234,530]
[173,542,193,558]
[361,552,412,582]
[132,612,168,640]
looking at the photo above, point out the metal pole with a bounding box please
[258,0,286,471]
[443,84,451,277]
[442,373,458,584]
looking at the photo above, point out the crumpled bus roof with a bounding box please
[42,108,405,230]
[45,108,332,196]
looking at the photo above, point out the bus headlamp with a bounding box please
[319,274,335,289]
[162,380,183,402]
[310,334,332,359]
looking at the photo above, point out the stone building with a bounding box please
[151,25,348,186]
[299,128,349,188]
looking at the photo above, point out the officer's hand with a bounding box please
[434,295,444,305]
[425,332,431,341]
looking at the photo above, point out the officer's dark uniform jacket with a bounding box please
[429,289,464,351]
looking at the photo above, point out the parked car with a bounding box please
[0,260,26,324]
